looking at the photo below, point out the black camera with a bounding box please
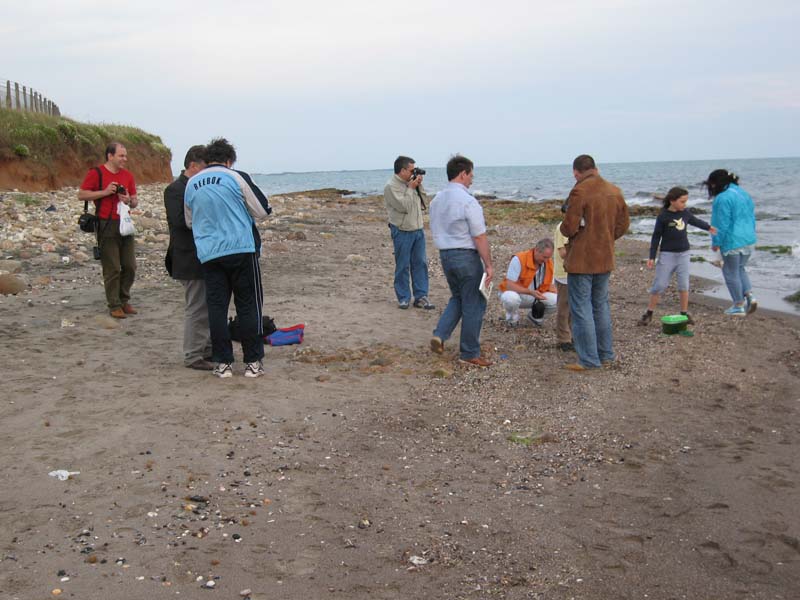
[411,168,426,178]
[530,299,546,320]
[116,184,127,195]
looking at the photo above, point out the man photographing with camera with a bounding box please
[78,142,138,319]
[384,155,434,310]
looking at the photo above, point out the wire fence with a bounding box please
[1,78,60,116]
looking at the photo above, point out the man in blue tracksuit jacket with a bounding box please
[184,138,271,378]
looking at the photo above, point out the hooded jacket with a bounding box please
[710,183,757,253]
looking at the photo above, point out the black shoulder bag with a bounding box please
[78,167,110,259]
[78,167,102,233]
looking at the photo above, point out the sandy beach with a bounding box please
[1,185,799,599]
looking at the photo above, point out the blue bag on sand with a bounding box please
[267,324,305,346]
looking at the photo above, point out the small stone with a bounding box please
[240,589,252,597]
[285,231,307,241]
[52,589,62,596]
[357,518,371,529]
[0,274,26,295]
[204,580,216,588]
[0,259,22,274]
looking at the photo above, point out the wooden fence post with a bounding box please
[14,83,21,110]
[5,81,10,109]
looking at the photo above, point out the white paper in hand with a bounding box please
[479,273,493,301]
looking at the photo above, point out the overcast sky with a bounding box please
[2,0,798,174]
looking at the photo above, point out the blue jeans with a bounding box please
[434,249,486,359]
[568,273,613,368]
[389,225,429,303]
[721,251,752,304]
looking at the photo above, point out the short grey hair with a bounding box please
[535,238,554,253]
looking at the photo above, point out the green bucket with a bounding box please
[661,314,689,335]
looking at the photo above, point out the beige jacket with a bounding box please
[384,174,426,231]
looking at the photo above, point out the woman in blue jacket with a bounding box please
[706,169,757,316]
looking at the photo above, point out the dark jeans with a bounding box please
[98,219,136,310]
[202,252,264,364]
[389,224,429,303]
[434,249,486,359]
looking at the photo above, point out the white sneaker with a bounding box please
[244,361,264,378]
[213,363,233,378]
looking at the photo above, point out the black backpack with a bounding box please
[228,315,277,342]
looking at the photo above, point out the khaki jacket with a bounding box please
[560,174,629,274]
[384,175,426,231]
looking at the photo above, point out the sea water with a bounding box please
[253,157,800,314]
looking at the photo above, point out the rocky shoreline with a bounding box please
[1,185,799,599]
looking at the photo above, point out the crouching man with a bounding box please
[499,238,557,326]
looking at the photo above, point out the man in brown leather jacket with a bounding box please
[560,155,629,370]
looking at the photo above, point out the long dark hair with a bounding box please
[663,186,688,209]
[704,169,739,198]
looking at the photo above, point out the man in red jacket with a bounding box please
[78,143,138,319]
[560,155,629,371]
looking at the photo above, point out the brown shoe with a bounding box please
[122,304,138,315]
[459,356,492,368]
[186,359,215,371]
[110,308,127,319]
[564,363,591,372]
[430,336,444,355]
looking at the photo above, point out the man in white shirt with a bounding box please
[429,155,494,368]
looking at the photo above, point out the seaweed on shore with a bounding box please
[757,245,792,255]
[785,290,800,305]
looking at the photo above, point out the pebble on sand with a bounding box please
[0,274,26,295]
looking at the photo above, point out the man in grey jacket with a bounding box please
[384,156,434,310]
[164,145,212,370]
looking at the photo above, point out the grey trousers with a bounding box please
[181,279,211,365]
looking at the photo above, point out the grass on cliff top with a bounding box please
[0,108,170,166]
